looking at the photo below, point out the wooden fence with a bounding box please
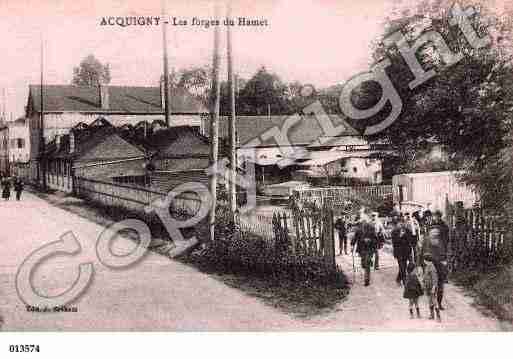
[238,214,275,240]
[270,206,336,271]
[293,185,393,205]
[74,177,203,218]
[446,205,513,271]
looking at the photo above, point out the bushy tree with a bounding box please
[237,67,293,115]
[72,54,111,86]
[353,0,513,211]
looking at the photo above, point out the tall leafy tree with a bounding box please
[351,0,513,210]
[237,67,292,115]
[72,54,111,86]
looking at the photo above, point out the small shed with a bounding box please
[392,171,478,214]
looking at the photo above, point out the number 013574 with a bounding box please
[9,345,40,353]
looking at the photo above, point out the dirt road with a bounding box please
[1,192,510,331]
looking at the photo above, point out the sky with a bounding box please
[0,0,508,118]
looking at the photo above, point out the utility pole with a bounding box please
[209,3,221,241]
[162,0,171,127]
[227,1,237,214]
[40,34,46,190]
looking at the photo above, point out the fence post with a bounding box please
[323,207,336,271]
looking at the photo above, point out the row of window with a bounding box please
[0,138,26,149]
[112,175,150,187]
[11,139,25,149]
[47,160,73,177]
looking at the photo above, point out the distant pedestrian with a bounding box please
[403,261,423,319]
[371,211,386,270]
[422,254,441,322]
[351,213,378,286]
[14,178,24,201]
[1,178,11,201]
[404,212,421,265]
[390,211,413,286]
[334,214,348,255]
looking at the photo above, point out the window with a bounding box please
[17,139,24,149]
[353,167,357,173]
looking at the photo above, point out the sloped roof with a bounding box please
[45,118,147,160]
[210,114,361,147]
[29,84,208,114]
[297,150,381,166]
[144,126,210,153]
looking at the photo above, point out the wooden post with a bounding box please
[208,3,221,241]
[161,0,170,127]
[226,1,237,214]
[40,34,47,190]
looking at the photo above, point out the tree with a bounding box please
[237,67,293,115]
[353,0,513,211]
[72,54,111,86]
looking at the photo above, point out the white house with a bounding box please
[204,114,391,186]
[8,118,30,163]
[392,171,479,215]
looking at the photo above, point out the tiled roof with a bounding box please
[29,84,208,114]
[144,126,209,152]
[45,118,147,159]
[208,115,361,147]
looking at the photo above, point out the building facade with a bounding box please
[0,124,8,175]
[203,115,390,186]
[26,83,208,186]
[44,118,149,193]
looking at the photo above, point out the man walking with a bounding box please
[390,211,413,286]
[371,211,386,270]
[351,213,378,286]
[334,213,348,255]
[420,210,449,310]
[404,212,421,265]
[14,177,24,201]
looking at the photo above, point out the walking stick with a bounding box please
[352,247,356,283]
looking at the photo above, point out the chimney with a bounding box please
[69,131,75,154]
[99,84,110,110]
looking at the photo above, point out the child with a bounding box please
[403,261,423,318]
[423,254,441,322]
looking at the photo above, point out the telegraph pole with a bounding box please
[162,0,171,126]
[209,3,221,241]
[40,34,47,190]
[227,1,237,214]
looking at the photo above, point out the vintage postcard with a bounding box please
[1,0,513,344]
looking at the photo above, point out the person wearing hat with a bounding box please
[351,213,378,286]
[420,210,449,310]
[334,213,348,255]
[371,211,386,270]
[404,212,421,265]
[390,210,413,286]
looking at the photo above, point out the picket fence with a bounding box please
[293,185,393,205]
[446,204,513,271]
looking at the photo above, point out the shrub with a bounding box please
[194,201,347,287]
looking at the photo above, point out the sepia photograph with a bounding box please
[1,0,513,351]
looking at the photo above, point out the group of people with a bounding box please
[334,207,450,322]
[1,175,24,201]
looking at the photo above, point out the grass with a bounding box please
[25,186,184,256]
[451,263,513,324]
[181,251,350,319]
